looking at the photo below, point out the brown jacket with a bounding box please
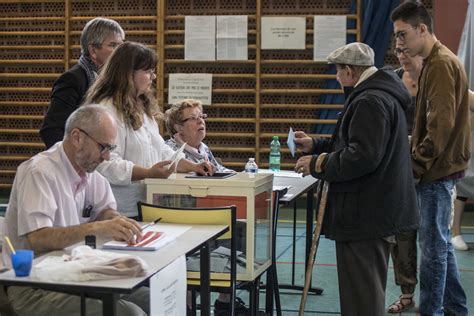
[412,41,471,183]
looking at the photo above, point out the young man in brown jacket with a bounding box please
[391,3,470,316]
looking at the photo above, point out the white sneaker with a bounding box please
[451,235,469,251]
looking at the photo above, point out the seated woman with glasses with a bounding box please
[165,99,233,173]
[166,100,248,314]
[84,42,213,218]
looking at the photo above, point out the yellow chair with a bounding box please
[137,202,238,316]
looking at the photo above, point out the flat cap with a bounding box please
[327,42,375,66]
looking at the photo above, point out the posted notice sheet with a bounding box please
[185,16,216,60]
[261,17,306,50]
[313,15,347,61]
[217,15,248,60]
[168,73,213,105]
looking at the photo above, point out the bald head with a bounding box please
[63,104,117,174]
[65,104,116,140]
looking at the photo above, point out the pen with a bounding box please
[140,217,162,231]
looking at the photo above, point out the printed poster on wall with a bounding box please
[185,16,216,60]
[261,17,306,50]
[313,15,347,61]
[168,73,213,105]
[216,15,248,60]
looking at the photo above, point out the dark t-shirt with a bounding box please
[395,67,416,136]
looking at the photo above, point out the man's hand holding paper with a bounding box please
[294,131,314,153]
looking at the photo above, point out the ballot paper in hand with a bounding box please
[167,142,186,170]
[287,127,296,157]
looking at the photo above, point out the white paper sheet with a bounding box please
[185,16,216,60]
[313,15,347,61]
[168,73,213,105]
[150,255,187,316]
[261,17,306,50]
[102,224,191,251]
[216,15,248,60]
[287,127,296,157]
[259,169,302,178]
[167,142,186,170]
[217,15,247,38]
[273,185,292,191]
[217,38,248,60]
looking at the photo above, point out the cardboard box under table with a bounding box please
[145,173,273,282]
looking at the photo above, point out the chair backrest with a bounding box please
[138,202,236,240]
[137,201,237,297]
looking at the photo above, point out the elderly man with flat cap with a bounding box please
[294,42,419,315]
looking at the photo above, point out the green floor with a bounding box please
[253,206,474,315]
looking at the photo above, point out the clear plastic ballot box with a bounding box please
[145,172,274,281]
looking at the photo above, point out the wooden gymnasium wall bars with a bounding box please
[0,0,362,188]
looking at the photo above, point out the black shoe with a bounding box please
[214,297,249,315]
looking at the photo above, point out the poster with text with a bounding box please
[185,16,216,60]
[261,17,306,50]
[217,15,248,60]
[314,15,347,61]
[168,73,213,105]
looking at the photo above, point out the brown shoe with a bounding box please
[387,294,415,314]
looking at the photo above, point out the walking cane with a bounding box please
[298,180,329,316]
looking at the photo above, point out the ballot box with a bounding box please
[145,172,273,281]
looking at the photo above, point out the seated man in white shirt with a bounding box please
[3,104,149,316]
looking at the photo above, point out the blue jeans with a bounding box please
[417,179,468,316]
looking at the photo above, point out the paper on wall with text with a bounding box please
[314,15,347,61]
[185,16,216,60]
[168,74,213,105]
[261,17,306,50]
[217,15,248,60]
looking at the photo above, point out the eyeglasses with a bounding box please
[135,69,156,76]
[78,128,117,154]
[94,42,122,49]
[181,113,208,123]
[393,48,407,57]
[394,26,417,41]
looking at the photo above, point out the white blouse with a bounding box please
[97,98,184,217]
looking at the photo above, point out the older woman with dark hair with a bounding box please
[165,99,233,173]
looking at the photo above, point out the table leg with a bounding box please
[81,293,86,316]
[291,201,297,285]
[200,242,211,316]
[278,186,323,295]
[102,293,117,316]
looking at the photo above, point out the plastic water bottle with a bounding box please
[244,158,258,173]
[269,136,281,172]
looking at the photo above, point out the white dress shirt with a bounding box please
[3,142,116,265]
[96,99,184,217]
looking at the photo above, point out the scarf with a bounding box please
[78,55,99,87]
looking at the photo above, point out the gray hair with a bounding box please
[80,17,125,57]
[64,104,112,137]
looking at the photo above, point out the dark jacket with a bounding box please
[40,65,90,149]
[311,68,419,242]
[412,41,471,182]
